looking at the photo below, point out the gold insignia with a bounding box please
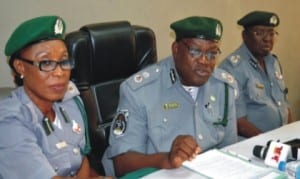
[163,102,179,110]
[256,83,264,89]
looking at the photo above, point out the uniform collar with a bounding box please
[241,43,273,69]
[162,56,180,89]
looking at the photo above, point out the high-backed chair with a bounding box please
[65,21,157,174]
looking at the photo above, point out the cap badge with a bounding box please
[54,18,64,35]
[216,23,222,37]
[270,15,278,25]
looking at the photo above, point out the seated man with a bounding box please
[219,11,293,138]
[102,16,238,177]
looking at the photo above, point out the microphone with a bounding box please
[253,140,272,160]
[253,145,269,159]
[284,139,300,160]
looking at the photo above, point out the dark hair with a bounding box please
[9,53,23,86]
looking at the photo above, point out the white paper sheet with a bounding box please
[182,149,283,179]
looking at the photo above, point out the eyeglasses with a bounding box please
[17,56,75,72]
[181,41,221,61]
[248,29,279,39]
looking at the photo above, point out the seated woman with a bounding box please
[0,15,111,179]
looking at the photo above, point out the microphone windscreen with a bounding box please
[253,145,266,159]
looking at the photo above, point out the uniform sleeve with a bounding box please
[0,116,56,179]
[106,81,148,158]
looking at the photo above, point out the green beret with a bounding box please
[170,16,223,41]
[237,11,280,28]
[5,15,66,56]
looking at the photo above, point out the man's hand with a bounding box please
[168,135,202,168]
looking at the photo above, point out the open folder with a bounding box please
[142,149,285,179]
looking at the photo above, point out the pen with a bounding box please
[226,150,252,162]
[237,154,252,162]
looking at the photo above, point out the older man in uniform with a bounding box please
[219,11,292,138]
[102,16,238,177]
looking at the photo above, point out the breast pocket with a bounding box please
[202,100,223,125]
[246,79,266,104]
[47,151,71,175]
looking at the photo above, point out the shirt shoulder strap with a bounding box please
[73,96,91,155]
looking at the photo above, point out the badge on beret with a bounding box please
[216,23,222,38]
[113,110,129,136]
[270,15,278,25]
[54,18,64,35]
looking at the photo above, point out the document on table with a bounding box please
[142,149,285,179]
[182,149,284,179]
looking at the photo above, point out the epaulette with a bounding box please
[272,53,278,59]
[227,54,242,67]
[127,64,161,91]
[213,68,237,89]
[213,69,238,98]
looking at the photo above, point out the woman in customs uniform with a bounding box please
[0,16,110,179]
[102,16,238,177]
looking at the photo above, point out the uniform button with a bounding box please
[163,118,168,123]
[156,68,159,72]
[54,166,59,172]
[73,147,79,155]
[198,134,203,140]
[270,82,274,87]
[277,101,282,106]
[70,171,76,177]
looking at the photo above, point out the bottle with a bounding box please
[278,161,300,179]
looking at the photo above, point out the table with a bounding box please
[121,121,300,178]
[224,120,300,164]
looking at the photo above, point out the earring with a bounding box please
[20,75,24,79]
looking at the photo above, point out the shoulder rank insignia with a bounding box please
[230,55,240,64]
[221,72,234,83]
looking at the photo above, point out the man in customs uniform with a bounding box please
[219,11,293,138]
[102,16,238,177]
